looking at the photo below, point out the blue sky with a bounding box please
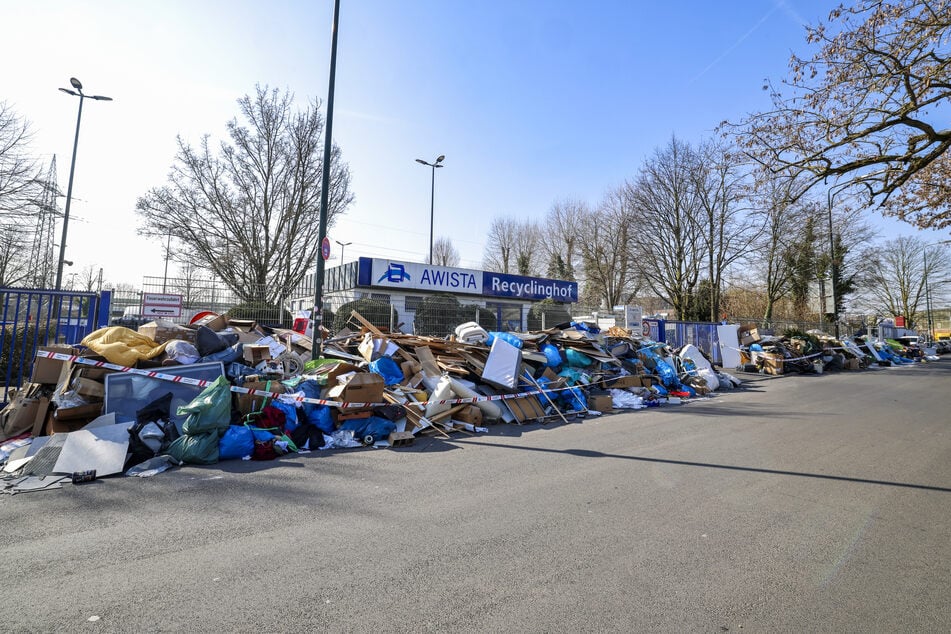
[2,0,944,287]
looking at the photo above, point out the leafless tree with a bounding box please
[728,0,951,230]
[693,140,758,321]
[430,236,460,267]
[136,85,353,306]
[854,236,951,327]
[482,216,542,275]
[626,136,705,319]
[748,179,813,322]
[579,187,641,309]
[0,223,30,287]
[0,101,41,219]
[482,216,518,273]
[541,198,587,280]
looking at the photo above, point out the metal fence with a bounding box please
[1,287,111,404]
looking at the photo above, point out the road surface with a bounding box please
[1,361,949,632]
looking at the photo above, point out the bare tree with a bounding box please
[855,237,951,327]
[0,223,30,287]
[430,236,460,267]
[135,85,354,306]
[627,136,705,319]
[729,0,951,230]
[748,179,813,322]
[541,198,587,280]
[482,216,543,275]
[693,140,758,321]
[580,187,641,309]
[482,216,518,273]
[0,101,41,219]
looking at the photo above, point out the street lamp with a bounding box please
[415,154,444,264]
[55,77,112,291]
[825,183,851,337]
[335,240,352,264]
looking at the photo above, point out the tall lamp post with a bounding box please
[335,240,352,264]
[825,183,850,337]
[55,77,112,291]
[415,154,444,264]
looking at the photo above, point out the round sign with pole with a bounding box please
[321,236,331,261]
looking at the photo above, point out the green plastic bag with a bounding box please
[178,375,233,435]
[166,431,220,465]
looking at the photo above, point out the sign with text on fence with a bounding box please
[141,293,183,318]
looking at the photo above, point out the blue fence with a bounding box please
[1,287,111,404]
[642,318,722,366]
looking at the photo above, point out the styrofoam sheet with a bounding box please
[52,422,133,476]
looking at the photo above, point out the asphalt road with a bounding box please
[2,361,950,633]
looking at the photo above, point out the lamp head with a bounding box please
[415,158,427,165]
[70,77,83,91]
[436,155,445,164]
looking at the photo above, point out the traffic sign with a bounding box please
[142,293,183,319]
[321,236,331,261]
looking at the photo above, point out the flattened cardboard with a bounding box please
[31,345,79,384]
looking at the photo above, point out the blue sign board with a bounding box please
[482,272,578,302]
[357,258,577,302]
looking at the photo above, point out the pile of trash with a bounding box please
[0,310,743,493]
[735,325,932,375]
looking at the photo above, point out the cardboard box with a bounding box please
[30,345,79,384]
[0,383,44,441]
[236,380,285,416]
[31,397,52,437]
[51,402,103,423]
[73,377,105,400]
[138,320,198,345]
[190,313,228,332]
[762,354,784,375]
[78,366,113,382]
[228,319,258,333]
[243,345,272,365]
[589,394,613,413]
[740,328,761,347]
[328,373,385,411]
[313,361,361,387]
[606,375,641,388]
[843,358,862,370]
[454,405,483,425]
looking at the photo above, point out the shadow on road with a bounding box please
[453,439,951,493]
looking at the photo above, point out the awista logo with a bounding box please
[378,263,411,283]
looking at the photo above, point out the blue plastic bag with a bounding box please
[542,343,562,368]
[298,380,336,434]
[486,331,523,349]
[369,356,404,386]
[338,415,396,444]
[219,425,254,460]
[269,399,299,433]
[565,348,593,368]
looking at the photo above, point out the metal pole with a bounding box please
[826,185,845,338]
[55,95,84,291]
[311,0,341,360]
[429,163,435,264]
[163,226,172,293]
[924,250,933,340]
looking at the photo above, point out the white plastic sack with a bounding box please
[609,388,645,409]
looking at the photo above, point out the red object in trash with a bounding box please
[292,317,309,334]
[190,310,217,325]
